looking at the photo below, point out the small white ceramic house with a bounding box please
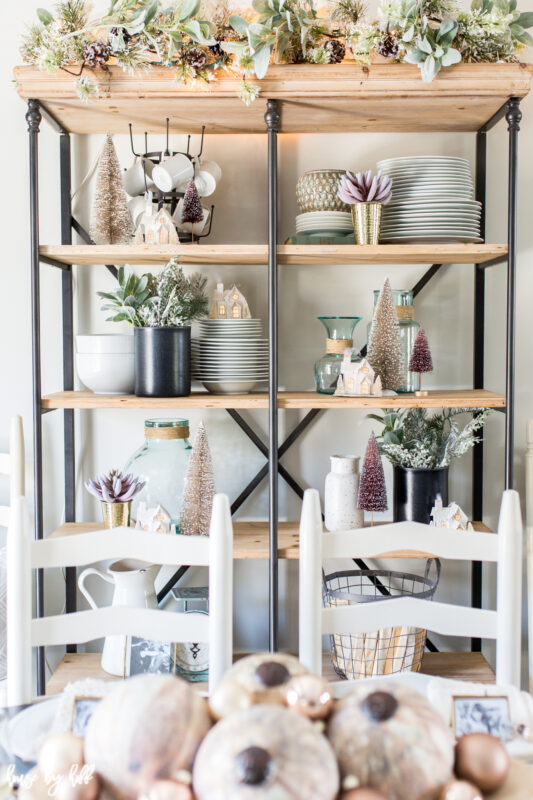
[335,353,383,397]
[430,496,473,531]
[209,283,251,319]
[135,207,179,245]
[135,502,171,534]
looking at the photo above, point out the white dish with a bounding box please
[75,334,134,355]
[76,352,134,395]
[381,235,483,243]
[202,380,265,394]
[8,696,61,761]
[378,155,470,165]
[199,319,263,324]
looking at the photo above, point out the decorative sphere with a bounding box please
[147,780,194,800]
[38,733,84,776]
[18,769,51,800]
[340,790,388,800]
[84,674,211,798]
[455,733,510,793]
[208,680,252,721]
[54,770,99,800]
[439,780,483,800]
[284,674,334,720]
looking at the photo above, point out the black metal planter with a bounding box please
[393,465,449,524]
[134,326,191,397]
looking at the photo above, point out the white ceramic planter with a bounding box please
[324,454,363,532]
[75,335,134,394]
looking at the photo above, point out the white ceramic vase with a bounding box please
[78,559,160,676]
[324,455,363,532]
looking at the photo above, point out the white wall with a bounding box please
[2,1,532,674]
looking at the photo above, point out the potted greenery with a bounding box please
[369,407,492,523]
[98,260,208,397]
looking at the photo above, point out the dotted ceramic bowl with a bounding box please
[296,170,350,213]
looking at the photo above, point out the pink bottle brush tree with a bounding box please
[357,431,388,525]
[408,327,433,396]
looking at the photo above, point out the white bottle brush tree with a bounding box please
[180,422,215,536]
[90,133,133,245]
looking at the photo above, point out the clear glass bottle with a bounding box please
[367,289,420,393]
[314,316,362,395]
[124,418,192,529]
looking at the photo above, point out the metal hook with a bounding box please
[129,123,141,157]
[197,125,206,159]
[186,134,191,157]
[144,132,148,155]
[165,118,170,156]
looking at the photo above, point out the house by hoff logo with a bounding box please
[6,764,96,795]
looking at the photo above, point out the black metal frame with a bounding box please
[27,92,521,691]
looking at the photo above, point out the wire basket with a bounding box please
[323,559,441,680]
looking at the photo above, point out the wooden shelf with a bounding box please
[15,63,532,134]
[41,389,506,410]
[50,520,491,560]
[40,243,507,267]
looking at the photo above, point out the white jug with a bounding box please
[78,559,160,676]
[324,454,364,532]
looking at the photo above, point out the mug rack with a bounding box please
[128,119,214,243]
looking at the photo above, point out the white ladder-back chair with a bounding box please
[0,416,25,526]
[526,419,533,693]
[299,488,523,689]
[7,492,233,706]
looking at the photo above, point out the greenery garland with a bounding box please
[20,0,533,104]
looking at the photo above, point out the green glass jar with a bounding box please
[367,289,420,393]
[314,316,362,394]
[124,418,192,529]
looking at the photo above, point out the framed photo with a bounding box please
[453,695,514,740]
[71,697,100,737]
[51,679,111,737]
[129,637,176,675]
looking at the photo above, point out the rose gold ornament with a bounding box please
[284,674,334,720]
[38,733,84,775]
[341,789,388,800]
[208,680,253,721]
[455,733,510,794]
[147,780,194,800]
[54,769,99,800]
[439,780,482,800]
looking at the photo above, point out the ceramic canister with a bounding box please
[324,455,364,532]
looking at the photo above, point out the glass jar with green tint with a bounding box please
[367,289,420,393]
[314,316,362,394]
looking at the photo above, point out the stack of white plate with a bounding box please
[377,156,482,243]
[192,319,268,394]
[295,211,352,235]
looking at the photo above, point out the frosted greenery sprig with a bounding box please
[137,260,209,327]
[369,407,493,469]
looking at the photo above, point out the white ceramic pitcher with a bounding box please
[324,454,364,532]
[78,559,160,676]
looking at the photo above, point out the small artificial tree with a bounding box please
[408,327,433,395]
[357,431,388,525]
[181,179,204,241]
[367,277,404,390]
[90,133,133,245]
[179,421,215,536]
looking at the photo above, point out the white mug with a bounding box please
[198,159,222,183]
[194,170,217,198]
[128,193,152,226]
[152,153,194,193]
[123,157,155,197]
[173,199,210,235]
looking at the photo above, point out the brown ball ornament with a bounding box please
[284,674,334,720]
[208,680,252,721]
[439,780,482,800]
[455,733,510,794]
[341,790,389,800]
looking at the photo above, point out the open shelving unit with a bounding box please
[15,61,531,694]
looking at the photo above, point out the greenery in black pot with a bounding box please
[98,260,209,327]
[368,407,493,469]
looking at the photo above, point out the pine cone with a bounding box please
[184,47,208,70]
[109,26,132,46]
[83,41,112,68]
[325,39,346,64]
[377,32,399,58]
[209,36,225,59]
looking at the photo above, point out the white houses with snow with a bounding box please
[334,352,383,397]
[429,496,473,531]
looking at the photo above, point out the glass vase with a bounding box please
[124,418,192,530]
[367,289,420,393]
[314,316,362,395]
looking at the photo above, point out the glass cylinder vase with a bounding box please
[367,289,420,393]
[123,418,192,530]
[314,316,362,395]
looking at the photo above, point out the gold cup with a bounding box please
[352,202,382,245]
[101,500,132,529]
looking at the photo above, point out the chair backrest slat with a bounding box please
[32,529,211,569]
[0,416,25,527]
[31,607,210,648]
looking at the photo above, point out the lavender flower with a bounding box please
[338,169,393,205]
[85,469,145,504]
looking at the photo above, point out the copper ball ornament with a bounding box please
[38,732,84,776]
[455,733,510,793]
[147,780,194,800]
[439,780,482,800]
[284,674,334,720]
[54,771,99,800]
[208,680,252,721]
[341,790,389,800]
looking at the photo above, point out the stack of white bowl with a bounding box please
[378,156,482,243]
[192,319,268,394]
[75,334,134,395]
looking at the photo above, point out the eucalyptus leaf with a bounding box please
[402,25,415,42]
[253,44,271,78]
[220,40,248,54]
[229,14,251,35]
[512,25,533,44]
[36,8,53,25]
[144,0,159,25]
[176,0,201,23]
[418,35,433,54]
[404,47,426,63]
[517,11,533,28]
[420,54,439,82]
[441,47,461,66]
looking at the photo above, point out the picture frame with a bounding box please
[71,697,101,737]
[128,637,178,676]
[51,679,112,737]
[452,695,514,740]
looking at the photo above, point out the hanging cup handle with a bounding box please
[78,567,114,610]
